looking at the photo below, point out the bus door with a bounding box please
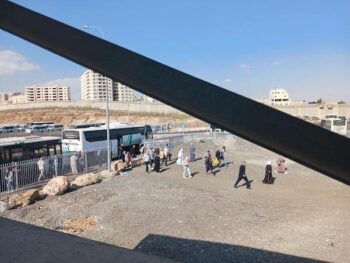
[111,137,121,159]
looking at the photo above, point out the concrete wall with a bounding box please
[273,104,350,119]
[0,100,184,115]
[0,100,350,119]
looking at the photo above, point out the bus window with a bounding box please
[333,119,345,126]
[49,144,56,156]
[56,144,62,155]
[63,131,80,140]
[34,146,48,157]
[11,148,24,162]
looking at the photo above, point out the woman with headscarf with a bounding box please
[176,149,184,165]
[189,143,196,162]
[263,161,274,184]
[154,152,161,173]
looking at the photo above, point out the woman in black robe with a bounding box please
[154,153,161,173]
[263,161,274,184]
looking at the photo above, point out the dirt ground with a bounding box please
[0,108,206,128]
[1,137,350,262]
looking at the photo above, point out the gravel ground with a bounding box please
[2,137,350,262]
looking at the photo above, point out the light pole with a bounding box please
[82,25,111,172]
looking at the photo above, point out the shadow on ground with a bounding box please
[135,234,325,263]
[0,218,173,263]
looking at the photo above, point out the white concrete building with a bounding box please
[269,89,290,105]
[142,95,159,104]
[81,70,113,101]
[25,85,71,102]
[0,92,9,103]
[113,82,134,102]
[81,70,134,102]
[9,92,25,103]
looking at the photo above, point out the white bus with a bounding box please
[0,125,16,133]
[321,118,347,136]
[26,125,49,134]
[48,124,64,132]
[62,124,153,158]
[325,114,338,120]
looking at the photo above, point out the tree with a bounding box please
[316,98,323,104]
[337,101,346,104]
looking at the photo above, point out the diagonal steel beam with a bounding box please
[0,0,349,185]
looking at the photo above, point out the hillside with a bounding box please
[0,108,207,129]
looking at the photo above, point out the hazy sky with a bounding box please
[0,0,349,101]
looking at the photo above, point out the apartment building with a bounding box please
[81,70,113,101]
[0,92,8,103]
[142,95,160,104]
[113,82,134,102]
[10,92,25,103]
[81,70,134,102]
[269,89,290,105]
[25,85,71,102]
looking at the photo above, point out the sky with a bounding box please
[0,0,349,101]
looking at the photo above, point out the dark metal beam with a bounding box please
[0,0,349,185]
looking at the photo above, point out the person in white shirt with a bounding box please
[143,151,150,172]
[37,157,45,181]
[176,149,184,165]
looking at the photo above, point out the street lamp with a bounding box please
[82,25,111,172]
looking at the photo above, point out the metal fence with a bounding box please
[145,131,236,152]
[0,148,108,196]
[0,132,234,196]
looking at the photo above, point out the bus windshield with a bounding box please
[63,130,80,140]
[333,120,346,126]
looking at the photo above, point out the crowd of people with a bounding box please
[2,141,289,194]
[141,142,289,190]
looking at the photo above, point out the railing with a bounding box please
[146,132,236,151]
[0,148,108,196]
[0,132,234,196]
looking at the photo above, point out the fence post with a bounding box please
[15,168,18,192]
[84,151,88,172]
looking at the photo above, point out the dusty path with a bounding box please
[2,138,350,262]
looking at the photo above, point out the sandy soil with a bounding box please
[0,108,205,128]
[1,137,350,262]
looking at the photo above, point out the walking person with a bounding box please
[5,168,14,193]
[154,152,161,173]
[125,151,132,169]
[182,157,192,178]
[176,149,184,165]
[143,151,150,173]
[149,148,155,169]
[53,155,59,177]
[131,145,137,158]
[263,161,274,184]
[189,144,196,162]
[204,150,215,175]
[37,157,45,181]
[163,144,169,166]
[234,161,251,189]
[70,154,79,175]
[276,156,288,174]
[220,146,227,167]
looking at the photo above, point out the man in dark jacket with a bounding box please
[234,161,251,189]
